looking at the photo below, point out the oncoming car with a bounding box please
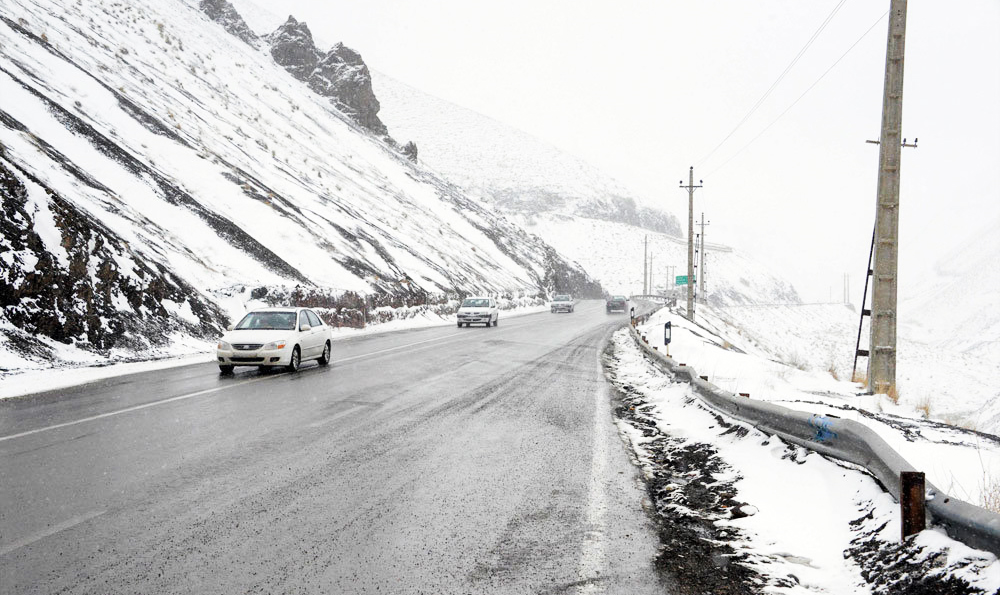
[216,307,332,374]
[550,294,575,313]
[457,296,498,327]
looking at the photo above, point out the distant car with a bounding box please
[606,295,628,314]
[216,307,332,374]
[457,296,498,327]
[550,294,575,313]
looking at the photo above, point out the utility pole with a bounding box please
[680,167,702,321]
[868,0,909,395]
[649,252,654,295]
[643,236,648,295]
[698,213,710,301]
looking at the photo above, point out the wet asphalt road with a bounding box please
[0,301,664,594]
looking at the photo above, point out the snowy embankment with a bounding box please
[607,331,999,594]
[618,303,1000,592]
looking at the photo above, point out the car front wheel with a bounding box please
[318,341,331,366]
[287,346,301,372]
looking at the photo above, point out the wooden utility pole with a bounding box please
[698,213,710,301]
[644,237,649,295]
[680,167,702,321]
[869,0,908,395]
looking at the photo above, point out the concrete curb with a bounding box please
[626,319,1000,557]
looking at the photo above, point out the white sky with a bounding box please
[235,0,1000,303]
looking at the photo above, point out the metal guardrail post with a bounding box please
[901,471,926,539]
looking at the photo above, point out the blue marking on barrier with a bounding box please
[808,415,838,443]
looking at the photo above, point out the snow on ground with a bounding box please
[609,328,1000,594]
[634,303,1000,526]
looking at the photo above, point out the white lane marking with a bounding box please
[1,330,470,443]
[331,331,466,364]
[576,384,610,593]
[0,509,106,556]
[0,315,541,443]
[0,375,274,443]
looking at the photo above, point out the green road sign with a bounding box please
[675,275,696,285]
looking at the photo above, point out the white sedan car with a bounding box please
[456,296,499,327]
[216,307,332,374]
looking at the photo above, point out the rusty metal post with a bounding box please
[900,471,925,539]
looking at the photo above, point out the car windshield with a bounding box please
[554,295,571,301]
[461,299,490,308]
[234,311,297,330]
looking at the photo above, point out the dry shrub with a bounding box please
[981,473,1000,514]
[885,384,901,405]
[828,361,840,381]
[722,340,733,351]
[785,351,809,371]
[851,369,868,386]
[944,416,979,432]
[915,396,932,419]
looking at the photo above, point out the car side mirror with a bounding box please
[300,324,312,332]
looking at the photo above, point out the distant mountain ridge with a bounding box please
[372,72,682,237]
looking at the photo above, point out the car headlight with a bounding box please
[217,341,232,350]
[263,340,287,350]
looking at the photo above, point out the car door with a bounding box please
[307,310,326,355]
[298,311,319,358]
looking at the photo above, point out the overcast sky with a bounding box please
[234,0,1000,303]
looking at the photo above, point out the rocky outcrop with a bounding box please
[0,159,228,359]
[266,17,388,136]
[401,140,418,162]
[199,0,257,46]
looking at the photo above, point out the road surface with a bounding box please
[0,301,664,594]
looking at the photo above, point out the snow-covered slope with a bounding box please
[373,72,681,236]
[901,215,1000,360]
[0,0,599,370]
[525,216,800,304]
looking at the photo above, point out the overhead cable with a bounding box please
[695,0,848,169]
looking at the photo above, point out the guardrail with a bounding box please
[626,312,1000,557]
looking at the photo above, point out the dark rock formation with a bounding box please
[199,0,258,46]
[401,140,418,162]
[0,159,228,358]
[577,196,683,237]
[266,17,388,136]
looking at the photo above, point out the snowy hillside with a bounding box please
[524,216,800,304]
[372,72,681,236]
[901,215,1000,360]
[0,0,599,371]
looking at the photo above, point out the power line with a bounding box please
[705,10,889,178]
[695,0,848,169]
